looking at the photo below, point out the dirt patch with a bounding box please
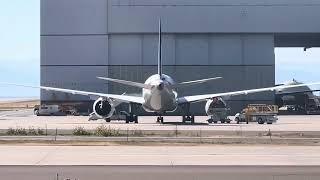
[0,100,39,110]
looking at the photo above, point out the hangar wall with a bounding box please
[41,0,320,115]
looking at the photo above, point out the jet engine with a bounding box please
[205,97,227,116]
[93,97,115,119]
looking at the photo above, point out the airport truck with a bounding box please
[234,104,278,124]
[34,104,80,116]
[34,105,65,116]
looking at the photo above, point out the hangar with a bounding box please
[41,0,320,115]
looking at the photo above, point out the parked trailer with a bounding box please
[234,104,278,124]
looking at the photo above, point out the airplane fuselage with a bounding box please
[142,74,177,113]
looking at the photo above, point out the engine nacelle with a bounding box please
[205,97,227,116]
[93,97,115,119]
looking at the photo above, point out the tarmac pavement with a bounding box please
[0,110,320,133]
[0,145,320,166]
[1,165,320,180]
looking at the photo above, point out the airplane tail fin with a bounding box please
[158,19,162,78]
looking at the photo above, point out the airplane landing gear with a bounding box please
[182,115,195,124]
[125,103,138,124]
[157,116,164,124]
[181,103,195,124]
[125,114,138,124]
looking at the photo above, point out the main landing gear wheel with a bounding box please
[181,103,195,124]
[125,103,138,124]
[182,115,195,124]
[257,117,265,124]
[126,114,138,124]
[157,116,164,124]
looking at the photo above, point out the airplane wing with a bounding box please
[0,83,144,104]
[177,82,320,104]
[276,89,320,95]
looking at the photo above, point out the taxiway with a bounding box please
[0,110,319,134]
[1,165,320,180]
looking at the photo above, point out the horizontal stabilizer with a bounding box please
[174,77,222,88]
[97,77,152,89]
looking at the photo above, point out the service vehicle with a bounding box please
[234,104,278,124]
[34,105,65,116]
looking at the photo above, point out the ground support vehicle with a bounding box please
[207,107,231,124]
[34,105,66,116]
[235,104,278,124]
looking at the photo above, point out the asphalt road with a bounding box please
[1,145,320,166]
[1,166,320,180]
[0,109,34,118]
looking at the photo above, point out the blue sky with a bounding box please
[0,1,319,97]
[0,0,40,97]
[275,48,320,84]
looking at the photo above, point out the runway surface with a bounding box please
[1,145,320,179]
[0,110,320,133]
[1,145,320,166]
[2,165,320,180]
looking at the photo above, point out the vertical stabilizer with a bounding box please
[158,19,162,77]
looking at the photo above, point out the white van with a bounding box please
[34,105,65,116]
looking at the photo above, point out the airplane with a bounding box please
[2,20,320,124]
[275,79,320,113]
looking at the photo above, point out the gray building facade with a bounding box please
[41,0,320,115]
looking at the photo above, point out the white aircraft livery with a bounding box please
[2,20,320,123]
